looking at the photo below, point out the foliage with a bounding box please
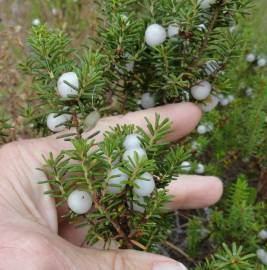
[11,0,267,269]
[40,115,190,251]
[195,243,258,270]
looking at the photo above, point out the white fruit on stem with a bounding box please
[197,125,207,135]
[120,14,129,23]
[246,53,256,63]
[205,122,214,132]
[32,18,41,26]
[134,172,155,197]
[128,196,146,213]
[47,113,71,132]
[126,61,135,72]
[123,134,142,150]
[257,249,266,258]
[220,98,230,106]
[84,111,101,132]
[191,81,212,101]
[196,163,205,174]
[257,249,267,265]
[57,72,79,98]
[67,190,93,214]
[141,93,156,109]
[180,161,191,172]
[107,168,128,194]
[257,57,267,67]
[245,87,253,97]
[258,229,267,240]
[123,148,147,166]
[201,95,219,112]
[197,24,207,31]
[198,0,216,9]
[191,141,201,151]
[167,24,179,38]
[145,24,167,47]
[227,95,235,102]
[229,25,238,33]
[52,8,58,15]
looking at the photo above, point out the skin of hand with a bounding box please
[0,102,223,270]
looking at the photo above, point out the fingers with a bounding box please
[97,102,202,142]
[47,102,201,151]
[58,175,223,246]
[75,246,187,270]
[167,175,223,210]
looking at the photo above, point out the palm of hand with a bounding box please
[0,103,222,270]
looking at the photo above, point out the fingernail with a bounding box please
[153,261,188,270]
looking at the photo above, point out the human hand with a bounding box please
[0,102,223,270]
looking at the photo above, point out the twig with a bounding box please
[164,240,195,264]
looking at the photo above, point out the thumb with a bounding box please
[76,247,187,270]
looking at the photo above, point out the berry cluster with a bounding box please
[246,53,267,68]
[257,229,267,265]
[42,115,184,249]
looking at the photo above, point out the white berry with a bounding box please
[257,249,266,258]
[67,190,92,214]
[47,113,71,133]
[197,125,207,135]
[107,168,128,194]
[245,87,253,97]
[227,95,235,102]
[191,141,201,151]
[32,18,41,26]
[257,249,267,265]
[180,161,191,172]
[123,134,142,150]
[134,172,155,197]
[258,229,267,240]
[246,53,256,63]
[121,14,129,23]
[198,0,216,9]
[201,95,219,112]
[265,116,267,124]
[57,72,79,98]
[220,98,230,106]
[52,8,58,15]
[257,57,267,67]
[204,60,220,75]
[126,61,134,72]
[229,25,238,33]
[84,111,101,132]
[129,196,146,213]
[191,81,212,101]
[205,122,214,132]
[196,163,205,174]
[145,24,167,47]
[167,24,179,38]
[197,24,207,31]
[141,93,156,109]
[123,148,147,166]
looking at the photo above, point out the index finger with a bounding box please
[47,102,202,151]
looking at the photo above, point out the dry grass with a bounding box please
[0,0,266,141]
[0,0,97,140]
